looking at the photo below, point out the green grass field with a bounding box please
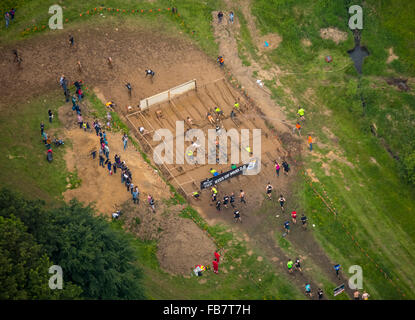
[249,0,415,299]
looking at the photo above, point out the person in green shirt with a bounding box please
[287,259,294,273]
[297,106,305,120]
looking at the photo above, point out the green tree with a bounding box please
[0,189,145,299]
[0,215,81,299]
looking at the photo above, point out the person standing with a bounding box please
[291,210,297,224]
[104,144,110,159]
[99,153,105,168]
[353,290,360,300]
[240,190,246,204]
[125,82,132,97]
[123,171,129,185]
[69,35,74,47]
[5,12,10,29]
[305,283,312,297]
[278,194,286,212]
[297,106,305,120]
[233,209,242,223]
[217,11,223,23]
[77,113,83,129]
[308,135,313,151]
[362,291,370,300]
[107,160,112,175]
[9,8,15,21]
[214,251,220,263]
[295,258,302,272]
[229,11,234,23]
[212,259,219,274]
[301,214,308,229]
[132,187,139,204]
[216,199,221,211]
[230,192,235,208]
[123,134,128,150]
[334,264,341,279]
[282,160,290,175]
[317,288,324,300]
[296,122,301,136]
[48,109,53,123]
[40,122,45,135]
[71,95,77,108]
[112,162,117,174]
[126,177,131,192]
[287,259,294,273]
[223,194,229,208]
[275,161,280,177]
[284,220,290,234]
[266,182,273,200]
[148,195,155,213]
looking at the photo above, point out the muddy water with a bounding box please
[347,30,370,74]
[348,45,370,74]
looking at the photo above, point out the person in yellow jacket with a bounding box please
[210,168,218,176]
[187,149,194,162]
[297,106,305,120]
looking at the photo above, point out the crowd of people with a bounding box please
[58,67,157,215]
[89,114,156,214]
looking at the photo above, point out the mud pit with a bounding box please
[127,78,290,200]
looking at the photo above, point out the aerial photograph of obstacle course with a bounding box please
[1,0,414,310]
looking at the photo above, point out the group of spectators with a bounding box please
[4,8,15,29]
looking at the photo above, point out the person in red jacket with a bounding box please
[214,251,220,263]
[212,259,219,274]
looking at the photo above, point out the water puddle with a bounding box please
[347,30,370,74]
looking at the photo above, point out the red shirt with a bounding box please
[212,260,219,270]
[291,211,297,218]
[214,252,220,263]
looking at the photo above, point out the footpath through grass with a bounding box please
[250,0,415,299]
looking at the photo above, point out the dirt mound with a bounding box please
[257,33,282,51]
[121,201,216,275]
[319,27,348,44]
[302,38,312,47]
[0,23,222,107]
[157,217,216,275]
[386,47,398,64]
[386,78,410,91]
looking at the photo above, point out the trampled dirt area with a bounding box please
[319,27,348,44]
[0,23,222,108]
[58,98,217,276]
